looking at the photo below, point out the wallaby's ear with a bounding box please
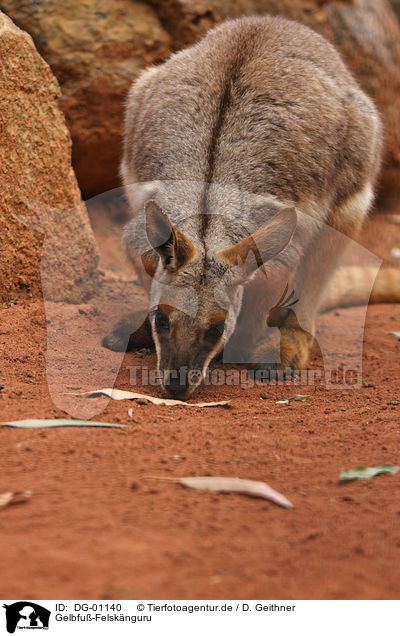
[144,200,197,272]
[216,207,297,280]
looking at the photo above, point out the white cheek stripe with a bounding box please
[200,337,225,382]
[151,316,162,372]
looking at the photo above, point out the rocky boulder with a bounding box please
[0,0,171,199]
[317,0,400,206]
[3,0,400,205]
[0,11,98,303]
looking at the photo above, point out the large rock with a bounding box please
[0,11,98,303]
[316,0,400,205]
[3,0,400,205]
[145,1,347,50]
[0,0,171,199]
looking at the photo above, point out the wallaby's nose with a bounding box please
[165,372,189,398]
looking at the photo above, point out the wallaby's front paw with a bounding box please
[279,327,313,370]
[102,329,130,352]
[250,327,313,375]
[102,311,154,353]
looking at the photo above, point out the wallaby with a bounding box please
[103,16,400,398]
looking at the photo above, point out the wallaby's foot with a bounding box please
[102,310,154,352]
[279,326,313,369]
[249,327,313,377]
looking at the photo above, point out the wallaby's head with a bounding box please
[143,200,296,398]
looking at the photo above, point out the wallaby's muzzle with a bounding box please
[164,367,191,398]
[162,363,206,399]
[151,302,227,399]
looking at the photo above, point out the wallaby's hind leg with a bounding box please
[247,189,371,372]
[103,310,154,352]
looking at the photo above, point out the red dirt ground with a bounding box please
[0,212,400,600]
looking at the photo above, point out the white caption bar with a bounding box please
[1,600,399,635]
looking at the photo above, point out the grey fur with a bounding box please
[111,15,382,397]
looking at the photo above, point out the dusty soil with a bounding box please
[0,213,400,600]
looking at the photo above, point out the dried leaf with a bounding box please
[387,331,400,339]
[0,490,32,509]
[150,476,293,508]
[0,419,125,429]
[340,465,400,481]
[75,388,230,408]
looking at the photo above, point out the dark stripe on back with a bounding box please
[198,42,250,285]
[200,79,232,236]
[199,44,247,240]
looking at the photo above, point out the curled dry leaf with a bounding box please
[0,490,32,509]
[388,331,400,339]
[149,476,293,509]
[75,388,230,408]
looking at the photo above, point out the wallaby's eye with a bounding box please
[153,307,169,331]
[206,320,225,340]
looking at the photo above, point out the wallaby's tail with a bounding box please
[321,267,400,312]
